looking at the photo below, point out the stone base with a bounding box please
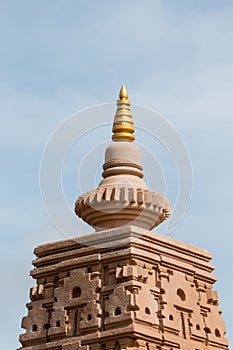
[19,226,229,350]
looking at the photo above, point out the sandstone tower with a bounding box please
[19,87,229,350]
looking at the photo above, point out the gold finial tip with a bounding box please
[119,85,128,100]
[112,85,134,142]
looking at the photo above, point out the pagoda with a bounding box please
[19,86,229,350]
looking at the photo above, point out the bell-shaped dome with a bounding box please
[75,86,170,231]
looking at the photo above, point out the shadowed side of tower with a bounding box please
[18,87,229,350]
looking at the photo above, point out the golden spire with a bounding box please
[119,85,129,101]
[112,85,135,142]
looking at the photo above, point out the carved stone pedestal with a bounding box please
[19,226,229,350]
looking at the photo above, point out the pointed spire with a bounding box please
[75,86,171,231]
[119,85,129,102]
[112,85,135,142]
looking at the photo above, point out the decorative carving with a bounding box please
[53,267,101,308]
[30,284,44,301]
[80,301,102,331]
[203,302,228,346]
[133,283,160,326]
[48,307,69,340]
[105,285,132,327]
[116,264,149,283]
[20,300,49,346]
[19,228,229,350]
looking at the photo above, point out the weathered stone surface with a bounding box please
[19,226,229,350]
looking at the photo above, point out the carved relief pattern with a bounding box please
[19,240,229,350]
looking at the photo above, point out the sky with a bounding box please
[0,1,233,348]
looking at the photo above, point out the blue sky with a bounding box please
[0,1,233,348]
